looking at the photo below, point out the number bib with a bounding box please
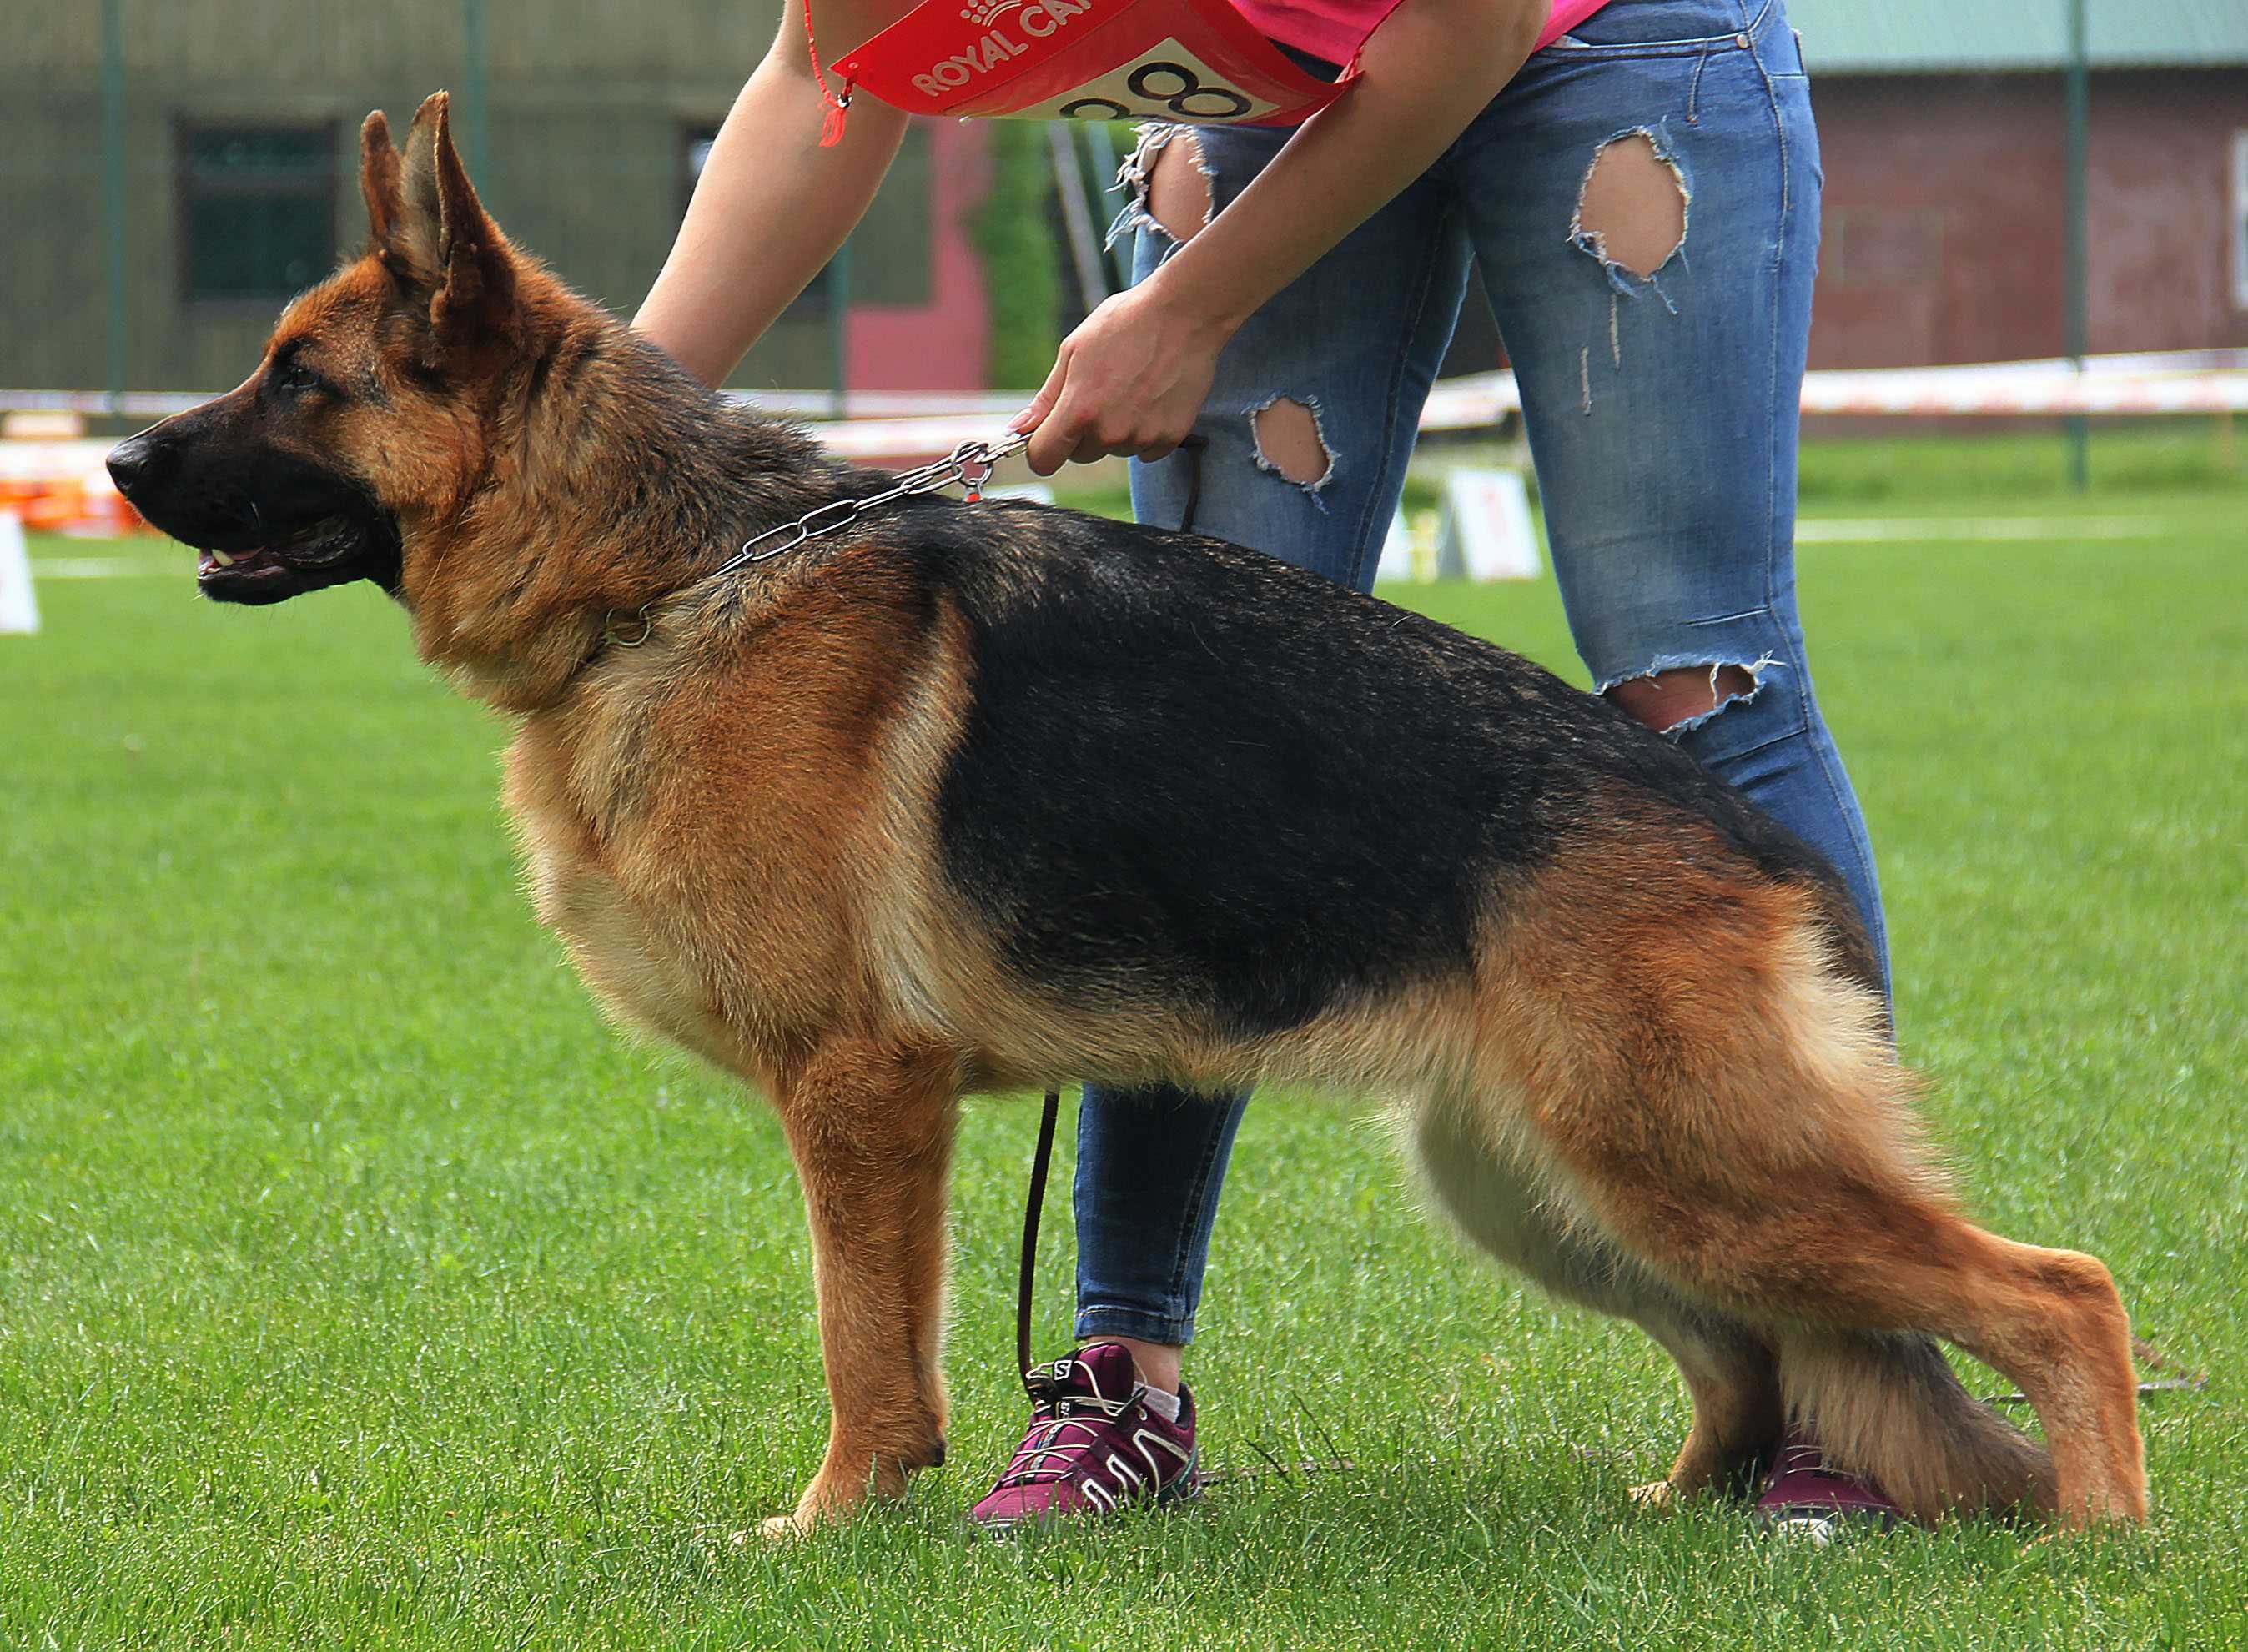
[832,0,1359,127]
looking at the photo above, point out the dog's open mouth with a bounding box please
[197,516,350,583]
[196,544,284,589]
[191,512,400,605]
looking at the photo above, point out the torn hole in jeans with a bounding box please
[1247,394,1334,495]
[1600,655,1779,736]
[1108,125,1215,258]
[1571,128,1688,285]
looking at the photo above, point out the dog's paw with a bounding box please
[730,1513,815,1547]
[1629,1479,1680,1513]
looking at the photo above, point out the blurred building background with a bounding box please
[1798,0,2248,366]
[1,1,999,396]
[1,0,2243,399]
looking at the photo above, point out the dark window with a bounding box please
[681,126,722,214]
[179,125,338,306]
[680,120,933,311]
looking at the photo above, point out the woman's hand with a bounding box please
[1013,281,1238,475]
[1011,0,1543,474]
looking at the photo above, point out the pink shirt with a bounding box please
[1232,0,1611,72]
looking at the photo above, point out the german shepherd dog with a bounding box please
[109,94,2147,1537]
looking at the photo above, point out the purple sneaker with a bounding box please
[1753,1427,1906,1543]
[970,1343,1200,1532]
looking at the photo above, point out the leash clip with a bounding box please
[953,433,1024,504]
[602,605,653,648]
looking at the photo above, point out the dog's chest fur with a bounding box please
[494,575,958,1084]
[502,663,752,1072]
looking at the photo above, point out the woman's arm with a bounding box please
[1017,0,1548,472]
[633,9,911,388]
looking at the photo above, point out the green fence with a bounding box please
[0,0,1083,406]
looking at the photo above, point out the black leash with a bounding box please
[1175,431,1207,538]
[1016,1088,1063,1383]
[1013,434,1206,1388]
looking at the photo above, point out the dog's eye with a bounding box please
[275,360,325,397]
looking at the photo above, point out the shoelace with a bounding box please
[1776,1439,1828,1478]
[993,1363,1143,1490]
[1774,1438,1872,1487]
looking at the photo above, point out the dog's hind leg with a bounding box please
[1502,885,2145,1527]
[1411,1102,1781,1509]
[765,1040,962,1537]
[1647,1196,2132,1525]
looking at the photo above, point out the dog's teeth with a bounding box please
[210,550,236,568]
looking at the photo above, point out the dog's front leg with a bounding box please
[765,1041,960,1537]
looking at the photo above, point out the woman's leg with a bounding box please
[1070,121,1473,1370]
[1453,0,1907,1520]
[1456,0,1890,991]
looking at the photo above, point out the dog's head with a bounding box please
[108,93,538,606]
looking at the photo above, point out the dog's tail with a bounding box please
[1777,1331,2055,1522]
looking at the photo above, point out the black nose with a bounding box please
[107,434,163,499]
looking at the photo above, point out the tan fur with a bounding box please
[503,607,2147,1529]
[167,95,2150,1535]
[1777,1334,2057,1523]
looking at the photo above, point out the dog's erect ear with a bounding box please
[385,91,518,340]
[360,110,406,254]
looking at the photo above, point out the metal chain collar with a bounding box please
[602,432,1030,649]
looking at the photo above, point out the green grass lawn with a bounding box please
[2,484,2243,1649]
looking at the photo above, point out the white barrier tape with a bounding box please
[1421,367,2248,423]
[1799,372,2248,416]
[6,361,2243,476]
[10,353,2248,419]
[1793,516,2172,544]
[775,365,2248,457]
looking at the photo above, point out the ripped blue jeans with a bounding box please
[1072,0,1886,1351]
